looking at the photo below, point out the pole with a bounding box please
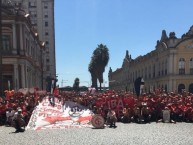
[0,0,3,96]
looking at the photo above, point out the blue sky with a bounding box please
[55,0,193,87]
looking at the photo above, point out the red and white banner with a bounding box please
[26,96,93,130]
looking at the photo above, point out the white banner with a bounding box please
[26,96,93,130]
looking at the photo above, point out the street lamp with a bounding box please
[41,41,45,90]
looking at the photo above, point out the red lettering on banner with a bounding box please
[102,98,126,109]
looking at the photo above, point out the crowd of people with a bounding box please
[1,88,193,131]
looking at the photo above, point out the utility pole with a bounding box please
[0,0,3,96]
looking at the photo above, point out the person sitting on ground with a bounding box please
[107,108,117,128]
[141,105,151,123]
[12,108,25,133]
[157,106,176,123]
[132,105,141,123]
[121,105,131,123]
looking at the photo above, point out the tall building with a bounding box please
[10,0,56,90]
[109,25,193,93]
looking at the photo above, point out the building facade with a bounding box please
[109,26,193,93]
[1,1,45,91]
[10,0,56,89]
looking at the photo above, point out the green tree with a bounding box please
[88,44,109,91]
[73,77,80,92]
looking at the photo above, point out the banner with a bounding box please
[95,97,135,112]
[26,96,93,130]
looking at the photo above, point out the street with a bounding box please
[0,122,193,145]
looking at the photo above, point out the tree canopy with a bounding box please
[88,44,109,90]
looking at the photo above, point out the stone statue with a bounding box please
[160,30,168,42]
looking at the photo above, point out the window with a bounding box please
[46,41,49,45]
[45,22,48,27]
[30,11,37,18]
[2,35,11,51]
[179,58,185,75]
[149,66,152,78]
[165,60,167,75]
[153,65,155,78]
[31,20,37,26]
[145,67,147,79]
[44,12,48,18]
[44,3,48,9]
[165,69,167,75]
[45,32,49,36]
[161,62,164,75]
[29,2,36,8]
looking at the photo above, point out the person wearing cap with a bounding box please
[12,108,25,133]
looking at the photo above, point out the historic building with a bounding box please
[9,0,56,89]
[109,25,193,93]
[1,1,45,91]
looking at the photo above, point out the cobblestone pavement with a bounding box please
[1,122,193,145]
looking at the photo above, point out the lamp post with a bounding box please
[41,41,45,90]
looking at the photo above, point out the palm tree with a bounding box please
[88,44,109,91]
[73,77,80,92]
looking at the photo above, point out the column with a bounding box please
[20,24,24,55]
[25,65,28,88]
[21,64,26,87]
[12,24,17,54]
[14,64,19,90]
[173,52,177,75]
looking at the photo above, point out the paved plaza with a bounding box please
[1,122,193,145]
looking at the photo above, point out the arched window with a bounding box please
[162,61,164,75]
[165,60,167,75]
[190,58,193,75]
[179,58,185,75]
[178,84,185,93]
[189,83,193,93]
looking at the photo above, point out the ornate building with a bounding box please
[1,1,45,92]
[109,25,193,93]
[9,0,56,90]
